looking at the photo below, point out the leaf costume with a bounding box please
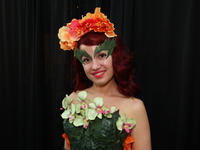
[61,91,136,150]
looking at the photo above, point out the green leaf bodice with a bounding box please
[63,110,128,150]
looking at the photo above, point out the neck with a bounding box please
[89,78,119,97]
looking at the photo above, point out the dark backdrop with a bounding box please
[1,0,199,150]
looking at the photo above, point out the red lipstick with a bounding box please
[92,71,105,78]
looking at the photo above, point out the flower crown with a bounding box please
[58,7,117,51]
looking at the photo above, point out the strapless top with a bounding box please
[61,91,136,150]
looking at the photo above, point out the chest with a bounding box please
[86,95,134,118]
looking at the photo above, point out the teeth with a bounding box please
[95,72,102,75]
[94,72,104,75]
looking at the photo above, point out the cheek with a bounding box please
[103,57,113,67]
[82,64,90,73]
[108,59,114,73]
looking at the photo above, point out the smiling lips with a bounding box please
[92,71,105,78]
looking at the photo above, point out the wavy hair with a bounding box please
[72,31,140,97]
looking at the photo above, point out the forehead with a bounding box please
[79,44,98,51]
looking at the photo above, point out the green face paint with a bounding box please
[74,48,92,64]
[94,38,116,58]
[75,38,116,64]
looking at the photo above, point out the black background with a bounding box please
[1,0,200,150]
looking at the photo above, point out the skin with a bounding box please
[64,44,151,150]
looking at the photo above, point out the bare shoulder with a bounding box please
[120,97,148,119]
[69,89,90,98]
[131,98,146,112]
[69,90,89,104]
[68,91,79,104]
[123,97,145,111]
[69,91,78,99]
[130,98,152,150]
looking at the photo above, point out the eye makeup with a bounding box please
[75,38,116,64]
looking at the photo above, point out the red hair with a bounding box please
[72,31,140,97]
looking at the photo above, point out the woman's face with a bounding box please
[79,44,115,87]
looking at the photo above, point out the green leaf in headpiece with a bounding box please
[74,48,92,64]
[94,38,116,58]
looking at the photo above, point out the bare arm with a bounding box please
[131,99,151,150]
[63,92,77,150]
[64,139,71,150]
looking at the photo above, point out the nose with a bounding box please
[92,59,100,70]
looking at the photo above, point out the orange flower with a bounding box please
[62,133,71,146]
[67,19,83,40]
[87,7,116,37]
[124,134,135,150]
[59,41,77,51]
[58,7,117,51]
[78,17,97,36]
[58,26,72,42]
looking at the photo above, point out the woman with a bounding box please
[58,8,151,150]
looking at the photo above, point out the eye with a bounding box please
[99,53,107,58]
[82,57,91,64]
[98,52,108,59]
